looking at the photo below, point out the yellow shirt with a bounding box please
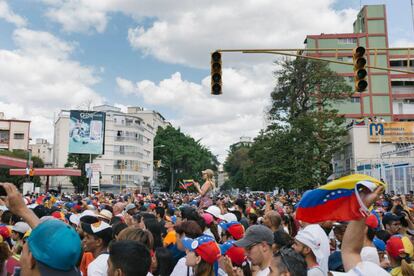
[163,230,177,246]
[391,263,414,276]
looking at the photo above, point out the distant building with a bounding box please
[230,136,253,152]
[0,112,30,151]
[30,139,53,167]
[52,105,169,192]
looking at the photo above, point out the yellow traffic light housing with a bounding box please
[353,46,368,92]
[211,51,222,95]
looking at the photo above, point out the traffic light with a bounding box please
[211,51,222,95]
[353,46,368,92]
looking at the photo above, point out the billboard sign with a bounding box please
[68,111,105,154]
[369,122,414,143]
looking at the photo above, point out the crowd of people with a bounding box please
[0,170,412,275]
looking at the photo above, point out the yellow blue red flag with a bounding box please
[296,174,385,223]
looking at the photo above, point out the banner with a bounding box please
[68,111,105,154]
[368,122,414,143]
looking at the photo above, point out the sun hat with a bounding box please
[28,220,81,271]
[182,235,221,264]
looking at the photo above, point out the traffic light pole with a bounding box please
[215,47,414,74]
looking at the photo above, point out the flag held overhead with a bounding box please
[296,174,385,223]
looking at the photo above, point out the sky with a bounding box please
[0,0,413,162]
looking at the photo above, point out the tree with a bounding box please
[223,145,251,190]
[0,150,44,188]
[65,153,98,193]
[154,126,218,191]
[246,58,352,190]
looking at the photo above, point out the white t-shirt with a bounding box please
[308,266,325,276]
[255,267,270,276]
[87,253,109,276]
[333,261,389,276]
[360,246,380,265]
[304,224,330,275]
[171,257,193,276]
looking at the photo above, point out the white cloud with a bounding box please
[0,1,26,27]
[116,63,274,160]
[0,28,103,142]
[390,38,414,48]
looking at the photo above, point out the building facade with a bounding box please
[52,105,168,192]
[29,138,53,166]
[0,112,30,151]
[305,5,414,121]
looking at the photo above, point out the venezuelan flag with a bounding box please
[296,174,385,223]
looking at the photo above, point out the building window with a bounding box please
[13,133,24,140]
[350,97,360,103]
[338,38,357,44]
[0,131,9,143]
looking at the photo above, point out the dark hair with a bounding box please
[32,205,49,219]
[142,212,157,220]
[80,216,99,224]
[112,223,128,239]
[248,213,258,225]
[155,207,165,219]
[174,221,202,239]
[110,216,123,225]
[376,230,391,243]
[154,247,174,276]
[273,247,307,276]
[367,227,376,242]
[0,211,12,224]
[273,231,294,249]
[144,218,163,249]
[109,240,151,276]
[0,242,10,274]
[231,210,242,221]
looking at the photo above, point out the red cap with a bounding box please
[386,235,414,259]
[227,223,245,240]
[195,240,221,264]
[0,226,10,239]
[225,246,246,266]
[365,214,378,229]
[149,203,156,210]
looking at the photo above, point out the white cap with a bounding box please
[12,222,31,234]
[205,206,224,220]
[80,210,97,219]
[69,214,81,226]
[222,213,238,222]
[295,228,323,261]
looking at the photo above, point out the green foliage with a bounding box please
[226,58,352,191]
[0,150,44,187]
[223,146,251,190]
[65,153,98,193]
[154,126,218,191]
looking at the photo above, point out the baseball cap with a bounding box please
[365,214,379,229]
[28,220,81,271]
[12,222,31,234]
[219,221,245,240]
[373,237,386,252]
[0,226,11,239]
[182,235,221,264]
[386,235,414,259]
[125,203,137,213]
[295,228,323,260]
[222,213,238,223]
[234,225,273,247]
[82,221,112,244]
[220,240,247,266]
[205,206,224,220]
[202,213,214,225]
[201,169,214,177]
